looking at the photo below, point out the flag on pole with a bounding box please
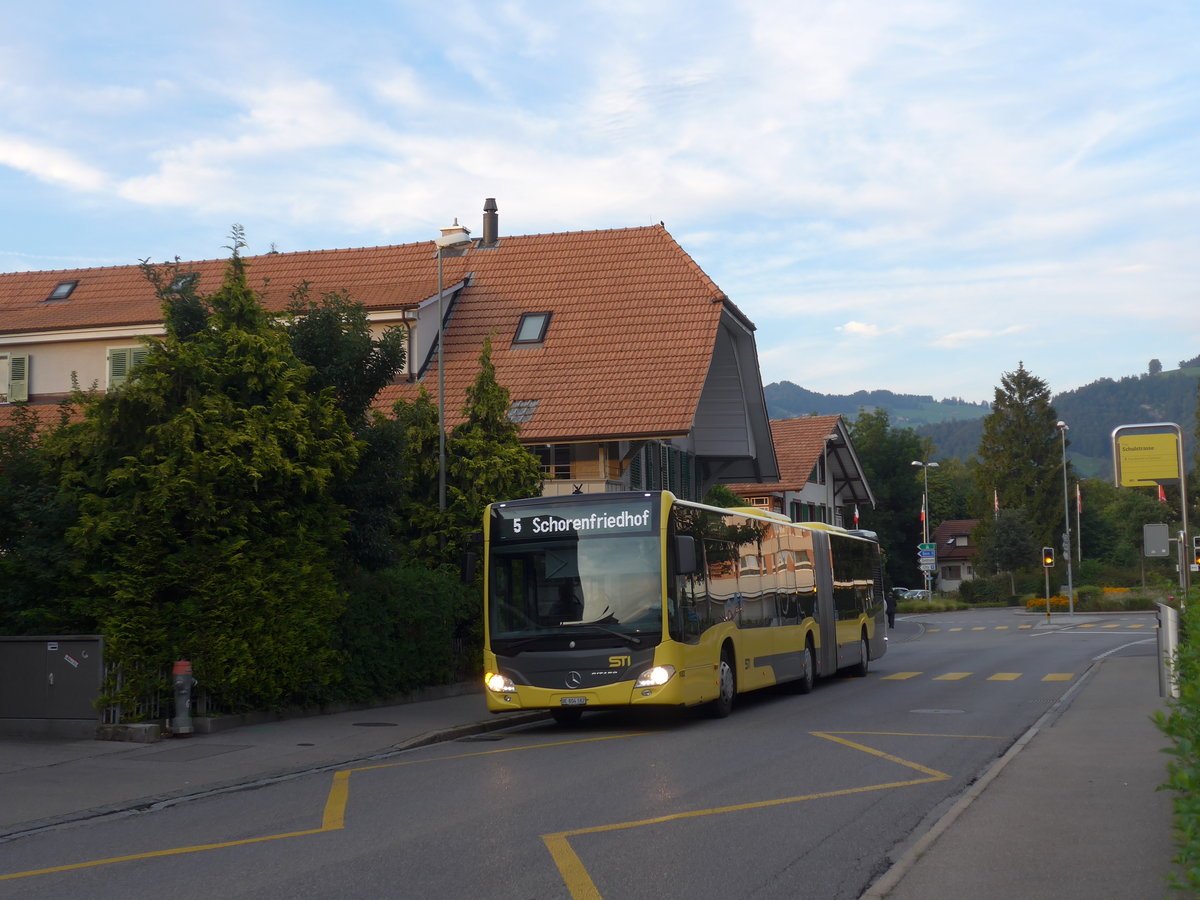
[993,488,999,514]
[854,505,860,527]
[1076,483,1082,514]
[920,497,926,523]
[1158,484,1167,503]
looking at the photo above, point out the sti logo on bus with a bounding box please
[609,655,631,668]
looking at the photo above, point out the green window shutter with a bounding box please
[108,348,131,389]
[8,354,29,402]
[108,346,147,390]
[629,451,642,490]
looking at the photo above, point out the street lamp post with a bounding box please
[912,460,939,595]
[434,220,474,512]
[1057,421,1075,616]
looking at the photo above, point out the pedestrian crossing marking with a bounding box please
[988,673,1021,681]
[1042,674,1073,682]
[933,672,971,681]
[882,672,922,680]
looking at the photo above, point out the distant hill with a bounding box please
[765,364,1200,478]
[763,382,989,426]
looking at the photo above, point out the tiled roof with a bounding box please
[1,225,732,443]
[932,519,981,561]
[724,415,842,495]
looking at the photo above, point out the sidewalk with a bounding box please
[866,651,1179,898]
[0,655,1180,898]
[0,686,545,839]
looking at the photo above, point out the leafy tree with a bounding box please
[848,407,926,587]
[975,362,1066,549]
[48,234,360,712]
[284,287,409,572]
[975,508,1036,593]
[1149,358,1163,376]
[284,286,407,429]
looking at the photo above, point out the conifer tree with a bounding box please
[975,362,1066,549]
[49,231,359,712]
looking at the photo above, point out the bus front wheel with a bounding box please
[709,651,736,718]
[849,635,870,677]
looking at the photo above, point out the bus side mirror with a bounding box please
[459,551,478,584]
[674,535,699,575]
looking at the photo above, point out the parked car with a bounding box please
[890,587,911,599]
[902,589,931,600]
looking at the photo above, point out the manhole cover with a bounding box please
[352,722,398,727]
[911,709,965,715]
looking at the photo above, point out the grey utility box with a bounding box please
[0,636,104,738]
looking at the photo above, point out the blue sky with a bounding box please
[2,0,1196,404]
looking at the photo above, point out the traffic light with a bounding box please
[1194,535,1200,567]
[1042,547,1055,568]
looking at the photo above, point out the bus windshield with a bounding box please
[488,532,663,650]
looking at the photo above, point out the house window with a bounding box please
[536,444,571,480]
[45,280,78,302]
[108,346,149,390]
[507,399,539,424]
[170,272,199,292]
[513,312,551,344]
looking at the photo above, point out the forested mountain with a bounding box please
[763,381,989,425]
[765,364,1199,478]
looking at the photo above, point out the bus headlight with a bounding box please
[634,665,676,687]
[485,672,516,693]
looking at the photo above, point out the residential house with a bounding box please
[931,518,981,592]
[0,200,779,499]
[723,415,874,528]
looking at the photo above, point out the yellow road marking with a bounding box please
[1043,673,1073,682]
[1019,625,1032,630]
[933,672,971,680]
[882,672,922,680]
[1102,624,1119,629]
[995,626,1009,630]
[544,730,975,899]
[0,731,653,882]
[1079,623,1097,628]
[949,628,963,632]
[1130,624,1144,628]
[927,628,941,632]
[988,673,1021,681]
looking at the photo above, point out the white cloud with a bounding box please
[836,321,884,337]
[0,135,107,191]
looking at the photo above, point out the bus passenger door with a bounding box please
[811,533,838,677]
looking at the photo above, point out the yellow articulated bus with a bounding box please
[482,490,887,725]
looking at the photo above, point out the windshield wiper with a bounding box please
[577,624,642,646]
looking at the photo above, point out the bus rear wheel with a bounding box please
[709,651,736,718]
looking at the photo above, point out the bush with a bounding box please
[336,564,480,702]
[1157,590,1200,891]
[959,578,1008,605]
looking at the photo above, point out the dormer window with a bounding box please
[170,272,199,292]
[513,312,551,344]
[45,280,78,301]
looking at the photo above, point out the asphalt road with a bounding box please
[0,609,1158,900]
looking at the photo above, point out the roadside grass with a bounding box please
[1156,590,1200,893]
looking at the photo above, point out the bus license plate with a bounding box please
[560,697,588,706]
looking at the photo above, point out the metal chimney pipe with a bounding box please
[482,198,498,246]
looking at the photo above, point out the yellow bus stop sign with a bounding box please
[1113,426,1180,487]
